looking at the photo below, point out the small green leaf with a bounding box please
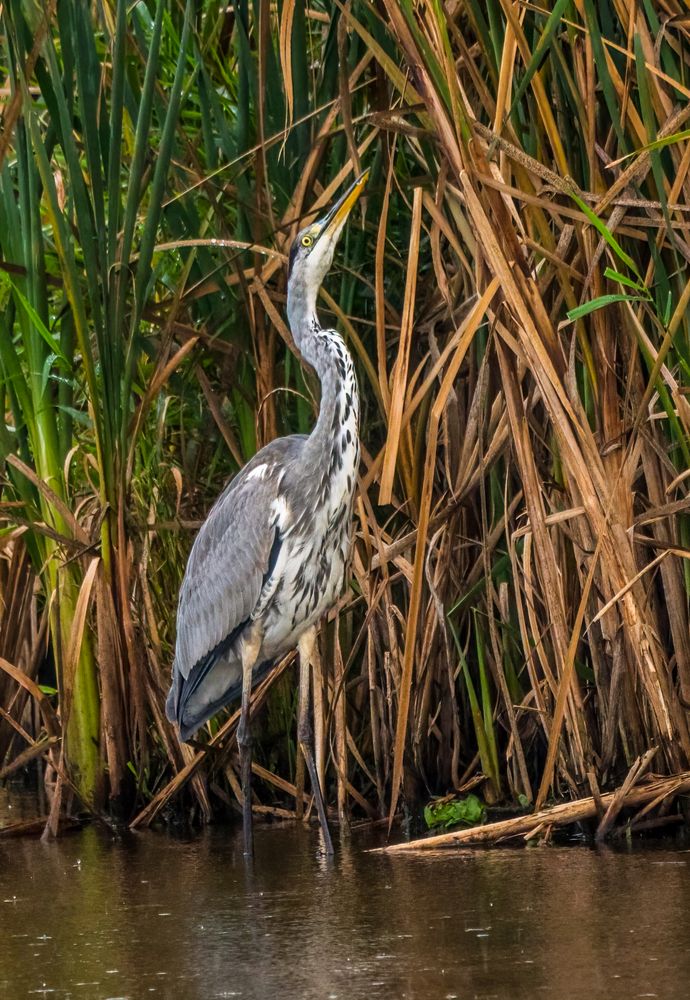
[568,190,642,280]
[603,267,649,295]
[0,269,12,312]
[41,352,58,396]
[56,404,92,428]
[424,793,487,830]
[38,684,58,696]
[611,129,690,165]
[567,294,644,322]
[7,275,69,365]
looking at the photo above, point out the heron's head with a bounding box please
[287,170,369,321]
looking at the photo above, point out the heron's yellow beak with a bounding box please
[318,169,369,239]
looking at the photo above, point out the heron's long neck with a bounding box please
[287,290,359,473]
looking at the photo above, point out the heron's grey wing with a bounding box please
[175,473,279,683]
[166,435,306,732]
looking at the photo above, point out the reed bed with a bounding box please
[1,0,690,836]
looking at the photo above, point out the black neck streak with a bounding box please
[301,327,359,515]
[286,282,359,512]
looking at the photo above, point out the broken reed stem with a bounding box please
[375,771,690,852]
[595,747,658,841]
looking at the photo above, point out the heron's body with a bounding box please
[167,326,359,740]
[166,170,369,854]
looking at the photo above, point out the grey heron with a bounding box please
[166,170,369,855]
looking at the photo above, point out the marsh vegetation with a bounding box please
[1,0,690,839]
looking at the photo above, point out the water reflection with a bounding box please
[1,808,689,999]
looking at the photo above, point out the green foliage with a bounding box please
[424,794,487,830]
[1,0,689,830]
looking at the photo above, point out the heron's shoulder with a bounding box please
[249,433,308,468]
[214,434,307,502]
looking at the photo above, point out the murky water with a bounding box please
[1,800,690,999]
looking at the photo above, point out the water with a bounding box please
[1,805,690,999]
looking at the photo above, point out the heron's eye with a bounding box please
[301,235,313,247]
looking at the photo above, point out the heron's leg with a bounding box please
[297,626,334,855]
[294,724,306,821]
[312,639,326,801]
[237,623,262,857]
